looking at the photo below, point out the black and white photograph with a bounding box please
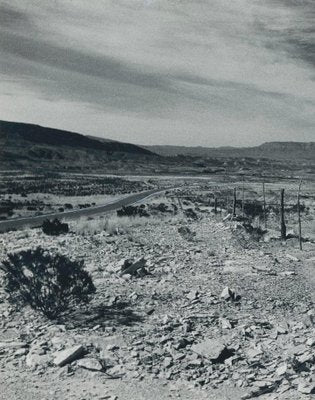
[0,1,314,399]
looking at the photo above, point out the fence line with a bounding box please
[167,181,314,250]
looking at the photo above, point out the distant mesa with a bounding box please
[144,141,315,161]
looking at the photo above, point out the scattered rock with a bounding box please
[191,338,234,363]
[120,257,147,276]
[187,290,199,301]
[276,363,288,376]
[53,345,84,367]
[220,318,232,329]
[77,357,103,371]
[220,286,240,301]
[26,353,51,369]
[297,381,315,394]
[0,341,28,349]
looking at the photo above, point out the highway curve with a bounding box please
[0,187,172,233]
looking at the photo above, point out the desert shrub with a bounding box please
[0,247,95,318]
[42,218,69,235]
[184,208,198,220]
[117,205,150,217]
[243,202,264,219]
[178,226,196,241]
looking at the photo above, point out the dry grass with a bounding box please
[71,213,178,236]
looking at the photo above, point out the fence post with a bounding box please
[280,189,286,240]
[263,182,267,229]
[177,195,183,211]
[242,177,245,217]
[233,188,237,217]
[297,179,303,250]
[214,197,218,214]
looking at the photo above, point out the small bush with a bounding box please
[117,205,150,217]
[0,247,95,318]
[243,202,264,219]
[184,208,198,220]
[42,218,69,235]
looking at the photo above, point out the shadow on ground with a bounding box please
[56,301,144,329]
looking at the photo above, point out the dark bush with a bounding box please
[0,247,95,318]
[184,208,198,220]
[243,202,264,219]
[117,205,150,217]
[42,218,69,235]
[79,203,91,209]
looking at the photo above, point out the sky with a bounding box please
[0,0,314,147]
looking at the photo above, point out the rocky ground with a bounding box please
[0,201,315,400]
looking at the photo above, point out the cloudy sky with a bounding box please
[0,0,314,147]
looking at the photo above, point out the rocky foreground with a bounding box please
[0,210,315,400]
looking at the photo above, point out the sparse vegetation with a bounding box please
[0,247,95,318]
[71,212,179,236]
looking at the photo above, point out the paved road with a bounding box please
[0,187,172,233]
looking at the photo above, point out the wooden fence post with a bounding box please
[214,197,218,214]
[263,182,267,229]
[242,177,245,217]
[297,179,303,250]
[233,188,237,217]
[280,189,286,240]
[177,195,183,211]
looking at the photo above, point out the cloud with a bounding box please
[0,0,314,146]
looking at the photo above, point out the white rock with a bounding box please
[297,382,315,394]
[306,337,315,347]
[0,341,27,349]
[220,286,235,301]
[14,348,28,357]
[276,364,288,376]
[53,344,84,367]
[246,347,263,360]
[220,318,232,329]
[77,357,103,371]
[286,254,299,262]
[26,353,51,368]
[191,338,230,361]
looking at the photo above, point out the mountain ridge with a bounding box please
[0,120,154,156]
[144,141,315,160]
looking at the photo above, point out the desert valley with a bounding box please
[0,120,314,400]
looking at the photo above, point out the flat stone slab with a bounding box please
[191,338,226,361]
[53,344,84,367]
